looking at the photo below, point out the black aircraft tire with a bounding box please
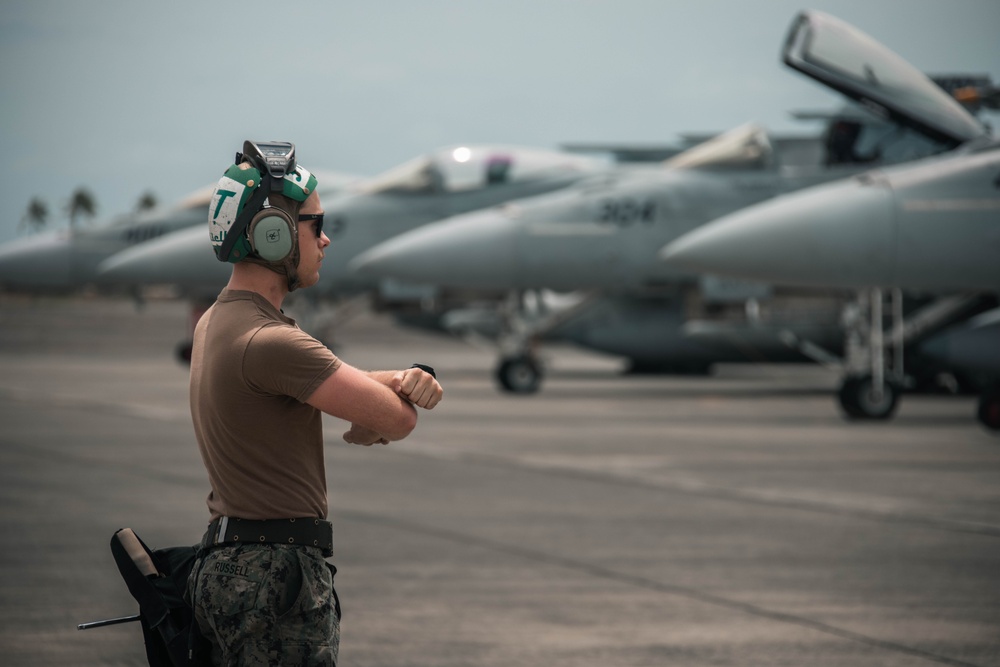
[977,389,1000,433]
[176,340,194,365]
[837,381,862,419]
[838,375,899,421]
[496,356,542,394]
[837,377,867,419]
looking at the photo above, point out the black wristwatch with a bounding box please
[410,363,436,378]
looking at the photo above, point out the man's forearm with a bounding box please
[363,370,399,387]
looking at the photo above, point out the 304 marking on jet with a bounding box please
[596,198,656,226]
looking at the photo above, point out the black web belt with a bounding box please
[201,516,333,558]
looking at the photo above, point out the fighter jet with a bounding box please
[94,171,364,293]
[662,143,1000,427]
[0,170,361,294]
[349,12,968,393]
[660,12,998,428]
[97,145,610,357]
[0,185,214,293]
[662,144,999,292]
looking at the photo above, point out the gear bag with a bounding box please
[108,528,210,667]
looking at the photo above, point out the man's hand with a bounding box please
[343,424,389,446]
[392,367,443,409]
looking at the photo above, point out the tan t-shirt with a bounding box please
[190,289,341,522]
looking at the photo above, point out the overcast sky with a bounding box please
[2,0,998,242]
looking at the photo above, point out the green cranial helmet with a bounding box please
[208,140,319,265]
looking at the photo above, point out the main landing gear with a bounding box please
[485,290,596,394]
[835,289,990,423]
[836,288,903,420]
[496,354,544,394]
[838,374,899,420]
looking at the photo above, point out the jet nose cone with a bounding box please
[98,246,155,282]
[350,207,521,289]
[0,232,74,288]
[661,175,895,289]
[99,227,228,287]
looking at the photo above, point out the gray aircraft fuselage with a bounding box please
[348,141,879,370]
[661,142,1000,293]
[97,149,608,297]
[348,8,994,383]
[317,171,609,294]
[0,171,361,293]
[655,8,996,294]
[0,202,208,291]
[918,307,1000,377]
[543,292,846,369]
[350,159,873,292]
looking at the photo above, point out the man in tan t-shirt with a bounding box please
[186,141,442,666]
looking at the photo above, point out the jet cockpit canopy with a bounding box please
[783,10,988,147]
[664,123,774,170]
[361,145,605,195]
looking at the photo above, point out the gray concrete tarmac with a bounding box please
[0,294,997,667]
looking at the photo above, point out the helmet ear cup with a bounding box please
[248,209,295,262]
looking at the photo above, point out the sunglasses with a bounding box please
[297,213,324,237]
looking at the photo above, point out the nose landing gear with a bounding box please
[836,289,995,426]
[838,374,900,420]
[836,288,904,420]
[495,355,543,394]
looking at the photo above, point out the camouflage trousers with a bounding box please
[186,543,341,666]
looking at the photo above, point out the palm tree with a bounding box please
[66,188,98,230]
[134,191,158,214]
[19,198,49,235]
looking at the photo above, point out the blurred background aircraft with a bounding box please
[2,3,996,414]
[347,11,989,394]
[7,1,997,245]
[0,184,214,294]
[96,145,612,358]
[661,11,999,429]
[0,171,362,294]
